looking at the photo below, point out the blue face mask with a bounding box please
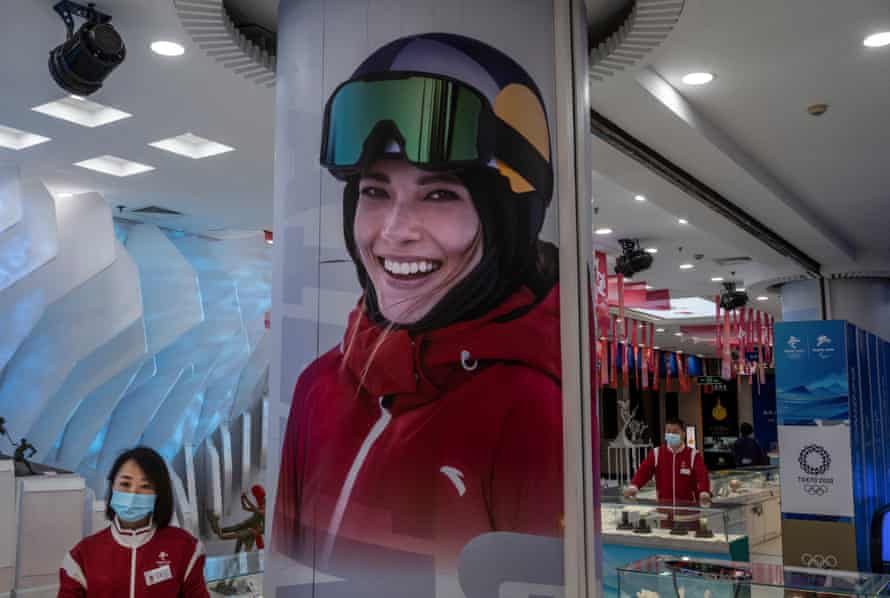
[665,433,682,448]
[111,491,156,523]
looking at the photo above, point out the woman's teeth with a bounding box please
[383,259,440,276]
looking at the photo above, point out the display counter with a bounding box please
[602,499,749,598]
[205,549,263,597]
[618,555,890,598]
[710,466,781,546]
[635,466,780,547]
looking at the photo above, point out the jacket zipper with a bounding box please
[324,397,392,561]
[130,543,137,598]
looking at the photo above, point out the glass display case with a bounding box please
[602,500,750,598]
[709,466,781,547]
[204,550,263,597]
[710,466,779,500]
[618,555,890,598]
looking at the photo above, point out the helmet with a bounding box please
[321,32,553,209]
[322,33,556,332]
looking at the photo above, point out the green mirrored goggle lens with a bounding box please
[322,77,485,168]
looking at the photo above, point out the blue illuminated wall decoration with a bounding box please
[0,179,271,497]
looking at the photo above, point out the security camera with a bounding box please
[614,239,653,278]
[49,1,126,96]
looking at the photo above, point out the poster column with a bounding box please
[775,320,890,571]
[268,1,597,597]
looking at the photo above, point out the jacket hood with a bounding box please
[341,285,561,412]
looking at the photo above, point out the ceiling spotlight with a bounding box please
[151,41,185,57]
[757,296,769,301]
[678,218,689,225]
[634,194,646,202]
[682,72,715,85]
[656,328,665,333]
[864,32,890,48]
[711,277,724,282]
[49,1,126,96]
[680,263,694,270]
[614,239,654,278]
[595,227,613,235]
[645,247,658,254]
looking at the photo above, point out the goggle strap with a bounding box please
[494,120,552,200]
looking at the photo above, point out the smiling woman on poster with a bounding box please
[274,33,563,574]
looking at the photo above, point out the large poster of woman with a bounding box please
[269,3,572,596]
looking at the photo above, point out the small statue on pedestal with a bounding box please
[14,438,37,475]
[208,485,266,553]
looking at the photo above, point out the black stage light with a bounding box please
[49,1,125,96]
[719,282,749,312]
[614,238,653,278]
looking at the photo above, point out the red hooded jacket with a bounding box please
[273,286,563,571]
[630,444,711,504]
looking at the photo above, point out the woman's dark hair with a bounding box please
[740,422,754,437]
[665,417,685,430]
[105,446,174,528]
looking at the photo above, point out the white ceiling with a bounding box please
[0,0,275,233]
[588,0,890,275]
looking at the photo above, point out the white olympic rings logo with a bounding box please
[800,553,838,569]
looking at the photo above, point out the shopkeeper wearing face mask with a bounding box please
[59,446,209,598]
[623,418,712,507]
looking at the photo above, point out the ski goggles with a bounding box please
[320,73,496,176]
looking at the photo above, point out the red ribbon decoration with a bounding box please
[652,350,660,391]
[622,314,630,388]
[715,295,722,354]
[721,307,732,380]
[610,314,618,389]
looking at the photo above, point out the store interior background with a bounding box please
[1,0,889,596]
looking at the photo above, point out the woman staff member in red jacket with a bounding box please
[274,33,563,580]
[59,447,209,597]
[624,418,712,506]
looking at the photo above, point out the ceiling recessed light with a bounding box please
[149,133,234,159]
[32,96,131,128]
[680,263,694,270]
[678,218,689,225]
[645,247,658,254]
[74,155,155,177]
[674,332,684,337]
[653,346,660,350]
[757,296,769,301]
[711,277,724,282]
[595,227,613,235]
[677,350,685,354]
[56,192,73,198]
[151,41,186,57]
[682,72,715,85]
[864,32,890,48]
[737,287,746,292]
[656,328,665,333]
[645,285,654,290]
[634,194,646,202]
[0,124,50,150]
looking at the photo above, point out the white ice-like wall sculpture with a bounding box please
[0,179,271,500]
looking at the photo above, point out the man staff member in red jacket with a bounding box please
[623,418,712,506]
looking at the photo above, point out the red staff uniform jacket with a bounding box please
[58,518,209,598]
[274,286,564,572]
[629,444,711,504]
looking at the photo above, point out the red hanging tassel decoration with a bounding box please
[610,314,618,389]
[721,307,732,380]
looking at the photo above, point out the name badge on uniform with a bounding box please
[680,468,691,476]
[145,564,173,586]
